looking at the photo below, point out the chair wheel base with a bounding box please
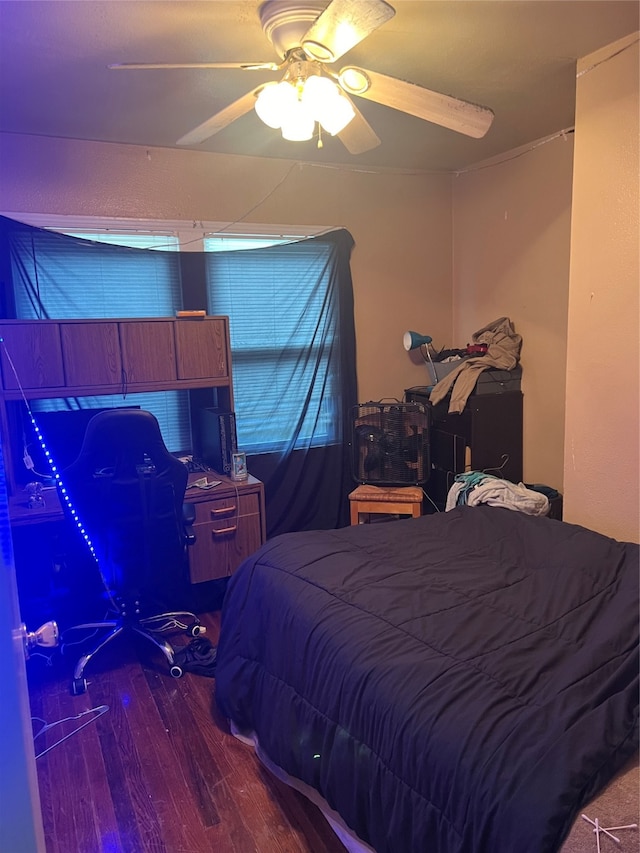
[71,677,87,696]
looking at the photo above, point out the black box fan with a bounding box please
[351,402,431,486]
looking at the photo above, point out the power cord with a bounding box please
[421,487,441,513]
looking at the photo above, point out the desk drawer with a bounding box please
[192,492,259,526]
[188,491,262,584]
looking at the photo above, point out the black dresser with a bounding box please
[405,387,523,511]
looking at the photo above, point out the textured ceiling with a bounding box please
[0,1,637,172]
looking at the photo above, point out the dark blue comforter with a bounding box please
[215,506,639,853]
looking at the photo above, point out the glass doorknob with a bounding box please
[20,621,59,658]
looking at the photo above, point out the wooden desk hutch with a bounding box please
[0,316,265,591]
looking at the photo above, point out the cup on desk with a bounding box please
[26,481,46,509]
[231,451,248,481]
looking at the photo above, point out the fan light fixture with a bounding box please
[110,0,496,152]
[255,73,355,141]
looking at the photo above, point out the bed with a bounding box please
[215,506,639,853]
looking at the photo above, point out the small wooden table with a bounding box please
[349,485,423,525]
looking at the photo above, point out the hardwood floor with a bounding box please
[27,610,347,853]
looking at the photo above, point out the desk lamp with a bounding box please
[404,330,437,386]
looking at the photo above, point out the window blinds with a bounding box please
[205,239,339,453]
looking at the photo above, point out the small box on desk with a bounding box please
[198,408,238,475]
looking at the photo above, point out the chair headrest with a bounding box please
[68,409,181,477]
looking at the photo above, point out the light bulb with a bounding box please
[302,75,339,116]
[303,75,355,136]
[255,81,297,129]
[318,91,355,135]
[280,99,315,141]
[255,74,355,142]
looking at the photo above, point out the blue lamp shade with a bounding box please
[403,331,432,351]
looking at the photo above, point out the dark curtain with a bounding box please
[0,216,358,537]
[232,230,358,535]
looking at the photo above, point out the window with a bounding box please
[205,238,340,454]
[11,228,182,318]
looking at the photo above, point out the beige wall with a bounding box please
[0,133,452,405]
[564,34,639,543]
[451,135,574,489]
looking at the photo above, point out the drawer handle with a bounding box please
[212,525,237,536]
[210,505,237,517]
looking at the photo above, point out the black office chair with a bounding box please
[59,409,202,695]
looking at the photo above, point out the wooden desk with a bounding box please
[9,488,62,526]
[9,471,266,584]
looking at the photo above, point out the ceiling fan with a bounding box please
[109,0,494,155]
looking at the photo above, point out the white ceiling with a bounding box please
[0,1,638,173]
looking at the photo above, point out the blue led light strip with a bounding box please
[26,410,99,563]
[0,338,99,564]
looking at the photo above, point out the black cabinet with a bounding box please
[405,388,523,511]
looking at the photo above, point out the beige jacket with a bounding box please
[429,317,522,413]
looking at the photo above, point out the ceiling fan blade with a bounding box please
[337,98,381,154]
[108,61,282,71]
[176,86,263,146]
[342,67,494,139]
[302,0,395,63]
